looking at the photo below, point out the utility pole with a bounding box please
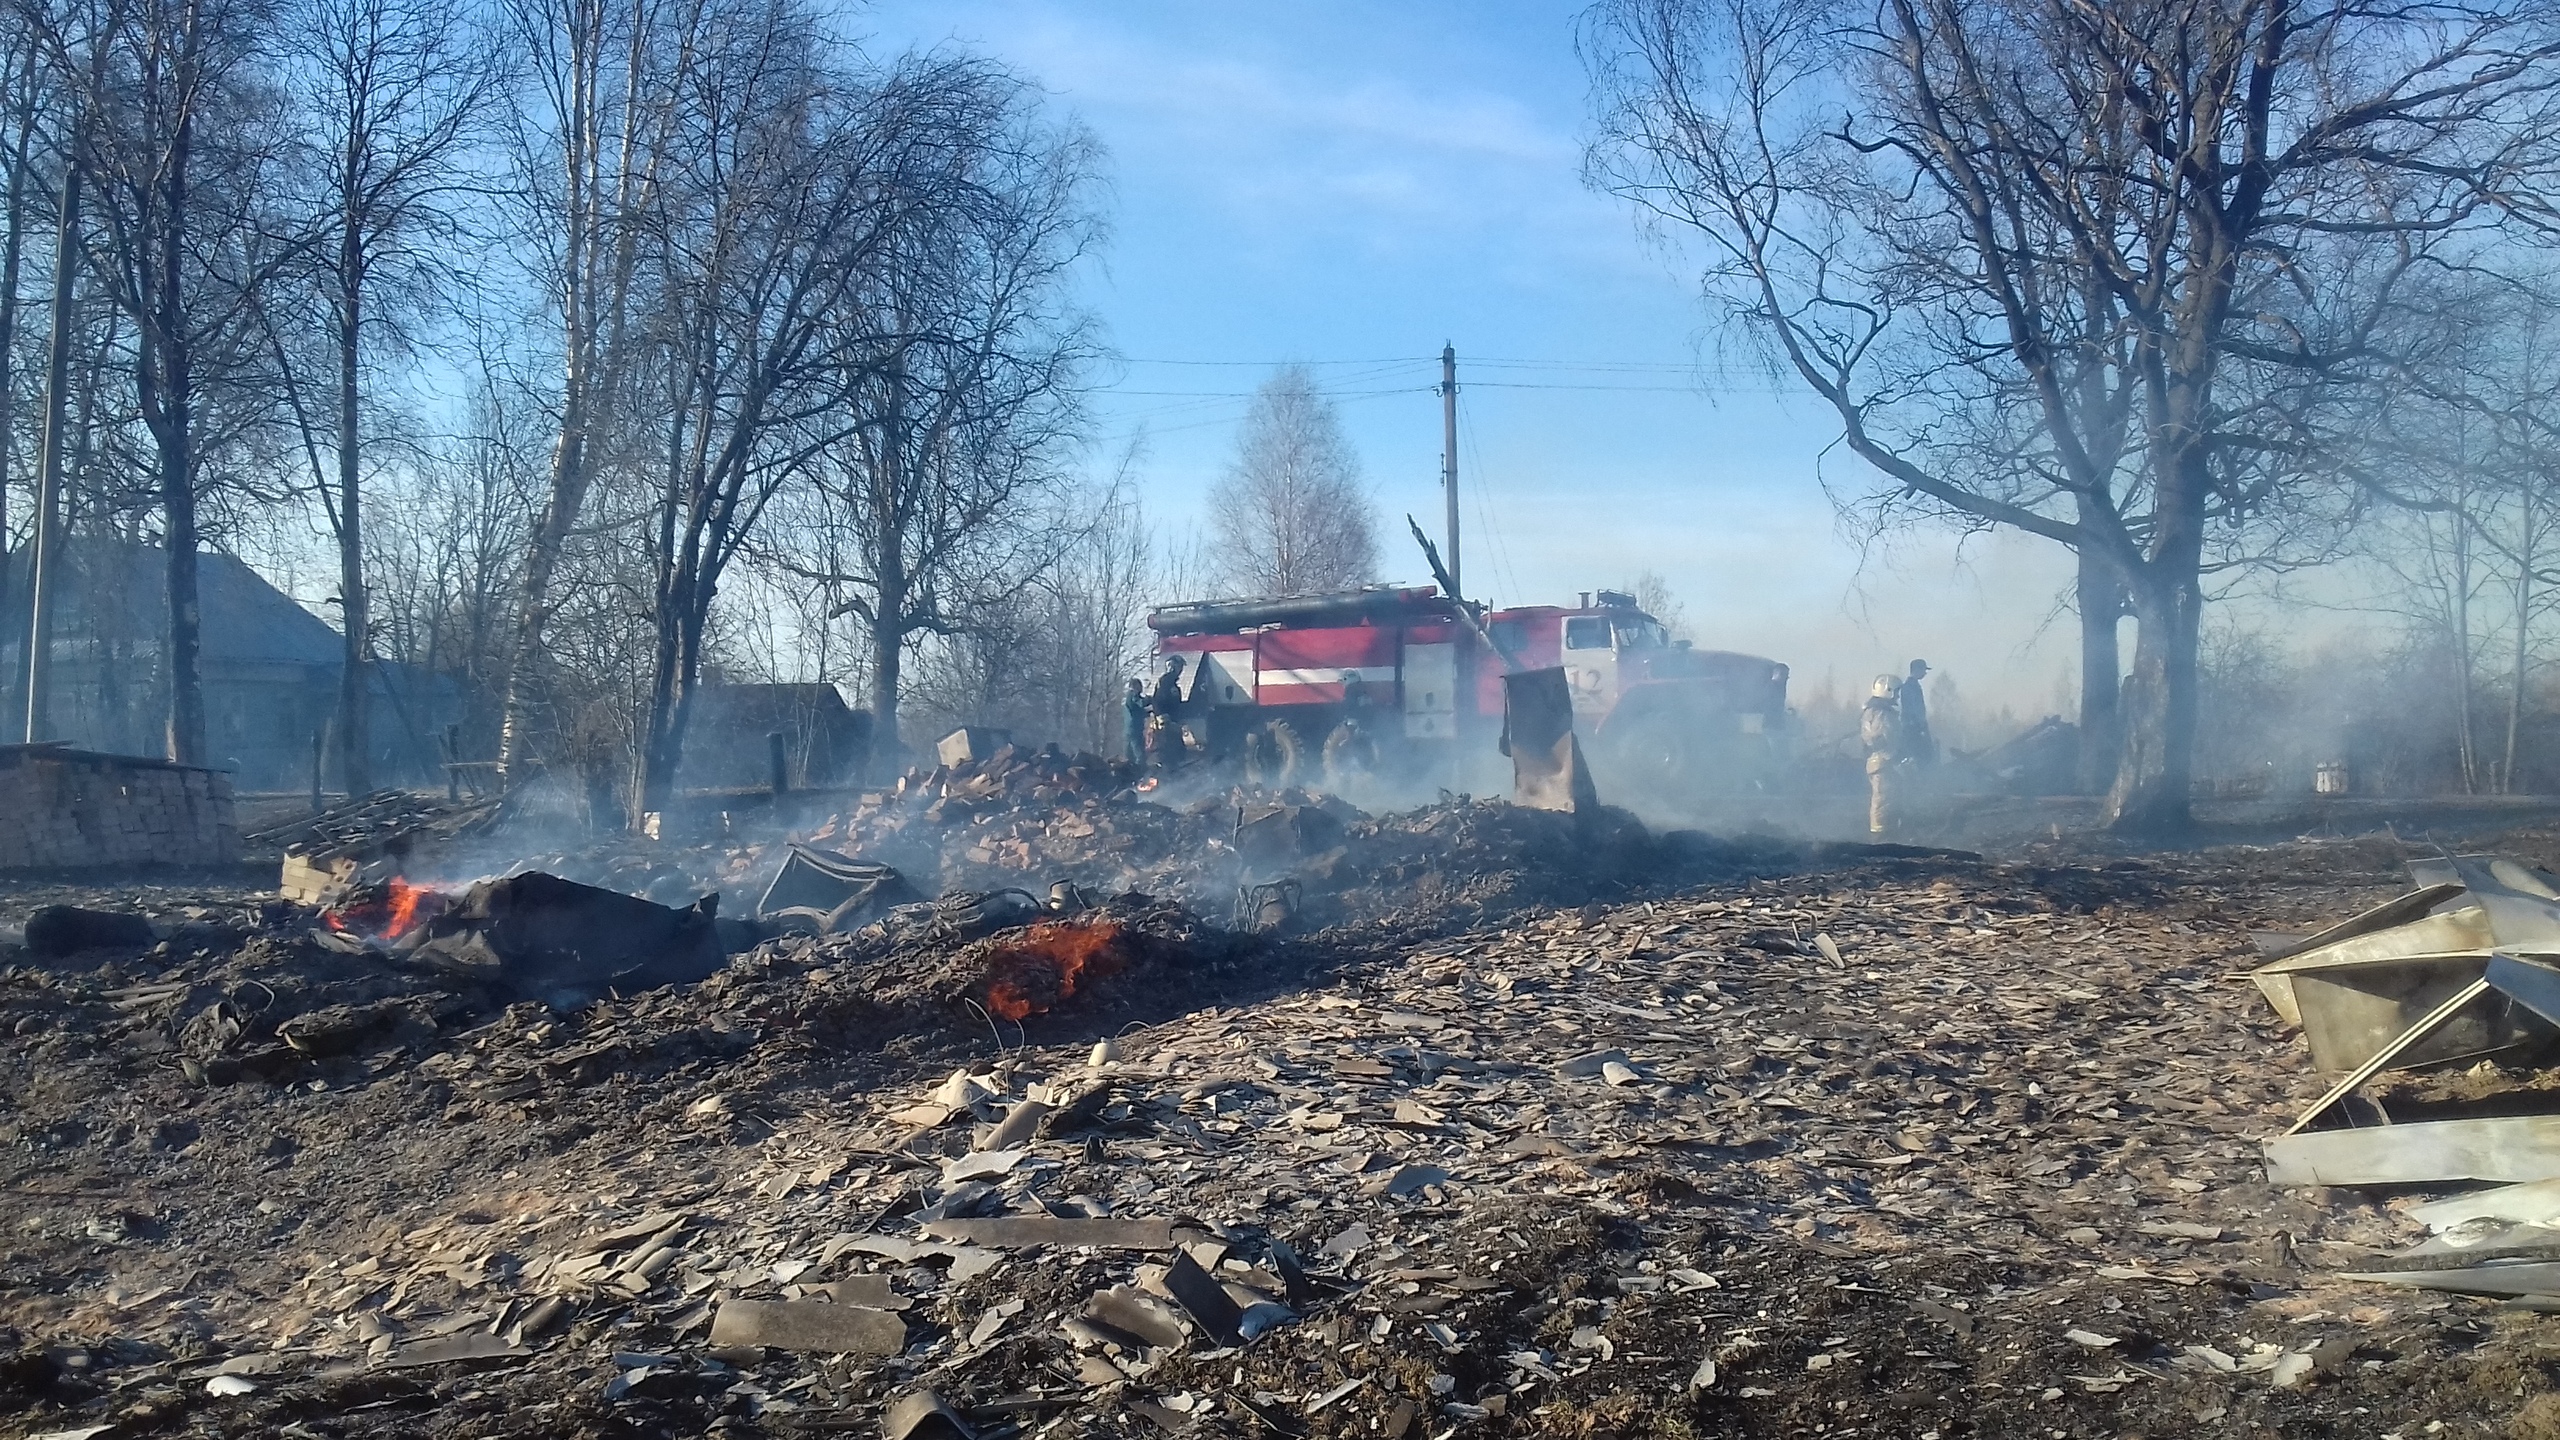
[1439,343,1460,599]
[22,155,81,744]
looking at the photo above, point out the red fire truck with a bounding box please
[1146,585,1790,798]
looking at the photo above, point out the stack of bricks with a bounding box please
[0,745,240,870]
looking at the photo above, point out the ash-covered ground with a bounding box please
[7,772,2560,1440]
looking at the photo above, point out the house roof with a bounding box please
[689,682,866,730]
[3,542,343,667]
[0,741,223,774]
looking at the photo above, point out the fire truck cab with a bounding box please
[1147,585,1789,799]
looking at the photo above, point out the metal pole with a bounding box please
[1440,344,1460,600]
[22,158,80,744]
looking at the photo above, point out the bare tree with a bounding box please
[1585,0,2560,831]
[791,67,1102,765]
[39,0,296,763]
[630,43,1071,814]
[1624,569,1691,643]
[0,34,45,650]
[492,0,673,782]
[1207,365,1374,599]
[2351,276,2560,793]
[902,464,1155,753]
[0,0,1121,798]
[263,0,500,793]
[367,430,526,760]
[11,35,83,740]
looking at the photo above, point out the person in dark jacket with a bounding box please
[1122,678,1147,764]
[1899,659,1936,766]
[1147,657,1189,767]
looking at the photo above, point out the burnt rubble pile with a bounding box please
[0,770,1966,1160]
[20,845,2560,1439]
[0,762,1795,1137]
[256,788,775,915]
[801,742,1793,935]
[0,863,1262,1120]
[251,746,1845,972]
[51,778,2560,1433]
[257,791,513,905]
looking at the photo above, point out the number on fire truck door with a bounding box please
[1403,641,1456,738]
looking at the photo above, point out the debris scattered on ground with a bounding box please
[260,790,510,903]
[756,846,921,936]
[371,871,730,1012]
[14,808,2560,1437]
[2249,851,2560,1308]
[24,905,156,959]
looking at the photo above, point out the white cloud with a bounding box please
[868,2,1623,258]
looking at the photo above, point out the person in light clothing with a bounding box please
[1860,674,1904,836]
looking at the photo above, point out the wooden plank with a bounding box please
[708,1300,904,1355]
[2266,1114,2560,1187]
[920,1216,1185,1250]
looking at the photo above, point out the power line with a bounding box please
[1118,353,1729,372]
[1114,353,1766,378]
[1465,380,1712,393]
[1456,390,1527,604]
[1114,355,1438,367]
[1465,357,1713,371]
[1125,385,1431,436]
[1100,383,1436,399]
[1105,356,1777,391]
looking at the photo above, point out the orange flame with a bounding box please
[383,879,434,939]
[980,918,1131,1022]
[321,876,445,941]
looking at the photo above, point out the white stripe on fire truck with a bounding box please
[1252,665,1400,687]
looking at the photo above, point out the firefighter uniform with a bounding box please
[1322,716,1376,790]
[1860,674,1904,836]
[1147,657,1189,768]
[1324,674,1378,789]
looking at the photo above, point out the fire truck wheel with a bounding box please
[1597,709,1706,796]
[1264,719,1307,789]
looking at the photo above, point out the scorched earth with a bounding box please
[0,803,2550,1440]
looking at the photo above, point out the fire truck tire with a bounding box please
[1597,709,1708,800]
[1265,720,1307,789]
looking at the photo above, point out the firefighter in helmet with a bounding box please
[1122,678,1147,765]
[1860,673,1905,836]
[1147,656,1190,768]
[1323,673,1379,791]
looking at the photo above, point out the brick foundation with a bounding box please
[0,745,239,869]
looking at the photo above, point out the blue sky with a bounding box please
[863,0,2087,716]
